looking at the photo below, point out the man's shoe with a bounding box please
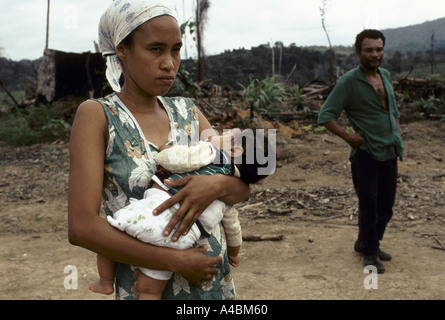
[354,240,392,261]
[378,249,392,261]
[364,255,385,274]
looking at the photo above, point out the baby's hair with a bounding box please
[234,130,273,184]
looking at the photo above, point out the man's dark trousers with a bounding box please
[351,149,398,255]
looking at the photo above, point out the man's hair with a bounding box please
[234,130,274,185]
[354,29,386,51]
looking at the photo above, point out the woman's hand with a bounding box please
[177,245,222,287]
[153,175,225,241]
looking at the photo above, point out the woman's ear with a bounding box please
[116,43,127,61]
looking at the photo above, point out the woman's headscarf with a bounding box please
[98,0,178,92]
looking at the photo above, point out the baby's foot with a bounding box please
[89,279,114,295]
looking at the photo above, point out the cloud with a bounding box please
[1,0,444,61]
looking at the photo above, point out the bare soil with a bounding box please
[1,120,444,300]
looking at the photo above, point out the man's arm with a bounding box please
[323,120,364,149]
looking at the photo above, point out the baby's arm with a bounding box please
[221,206,242,267]
[155,141,216,174]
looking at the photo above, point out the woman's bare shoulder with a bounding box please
[77,99,105,114]
[73,99,107,123]
[71,99,108,140]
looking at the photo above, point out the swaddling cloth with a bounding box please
[106,188,224,279]
[155,141,216,174]
[107,188,200,248]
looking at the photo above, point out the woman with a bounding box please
[68,0,250,300]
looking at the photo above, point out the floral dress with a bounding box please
[94,93,236,300]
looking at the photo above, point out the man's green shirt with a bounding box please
[318,67,404,161]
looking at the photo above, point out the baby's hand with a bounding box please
[229,255,240,267]
[227,245,240,267]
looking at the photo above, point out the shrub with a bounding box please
[241,75,288,115]
[0,104,71,146]
[412,95,445,122]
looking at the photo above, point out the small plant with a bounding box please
[412,95,445,121]
[241,75,287,116]
[293,84,303,106]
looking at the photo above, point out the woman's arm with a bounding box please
[68,100,221,286]
[154,108,251,241]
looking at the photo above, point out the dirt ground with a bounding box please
[0,119,444,300]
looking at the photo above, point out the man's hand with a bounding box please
[324,120,364,149]
[346,131,365,149]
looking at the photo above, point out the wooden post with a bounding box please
[46,0,50,50]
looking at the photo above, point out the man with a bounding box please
[318,29,404,273]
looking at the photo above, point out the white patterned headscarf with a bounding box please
[98,0,178,92]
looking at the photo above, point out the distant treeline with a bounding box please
[1,43,444,95]
[183,44,357,89]
[183,43,445,90]
[0,57,42,92]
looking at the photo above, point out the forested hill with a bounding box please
[0,57,41,92]
[383,17,445,51]
[1,17,444,93]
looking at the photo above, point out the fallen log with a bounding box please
[243,234,284,242]
[301,85,329,99]
[433,236,445,250]
[267,208,293,215]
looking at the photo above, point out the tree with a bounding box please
[430,31,436,74]
[319,0,336,85]
[195,0,210,81]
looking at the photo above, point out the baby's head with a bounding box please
[208,128,275,184]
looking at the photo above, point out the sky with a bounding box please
[1,0,444,61]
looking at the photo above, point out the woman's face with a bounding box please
[117,15,182,97]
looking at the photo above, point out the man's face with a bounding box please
[356,38,384,71]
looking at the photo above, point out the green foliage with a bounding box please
[0,90,25,107]
[293,84,303,105]
[180,19,196,43]
[412,95,445,122]
[241,75,287,116]
[174,67,202,97]
[174,19,202,97]
[0,104,71,146]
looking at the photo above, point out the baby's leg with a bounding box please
[136,272,168,300]
[89,254,115,295]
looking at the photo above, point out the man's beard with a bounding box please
[363,58,382,70]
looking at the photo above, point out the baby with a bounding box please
[89,128,272,299]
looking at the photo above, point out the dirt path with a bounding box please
[1,120,444,300]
